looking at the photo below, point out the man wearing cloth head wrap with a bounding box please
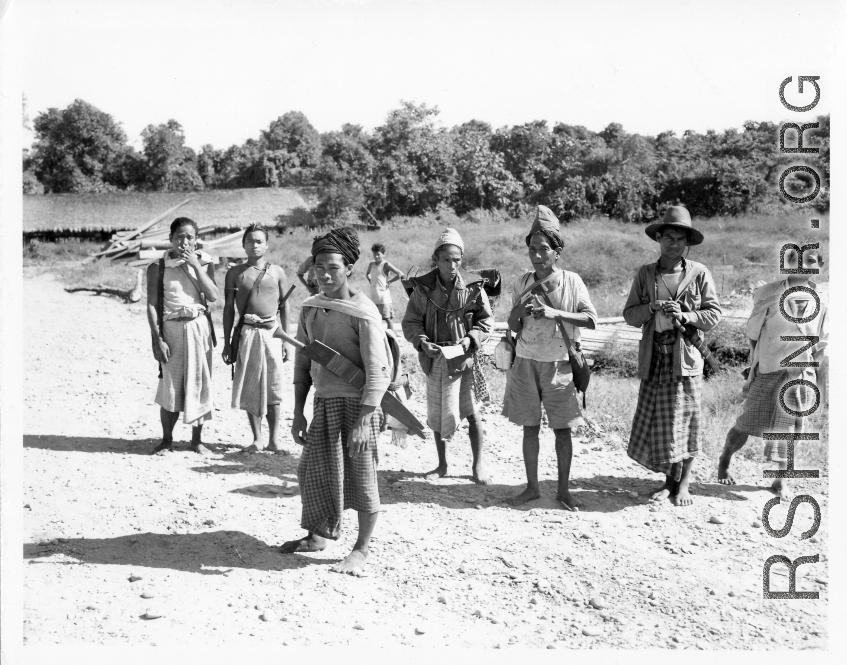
[281,226,393,577]
[503,206,598,511]
[402,228,493,484]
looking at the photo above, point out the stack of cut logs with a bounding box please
[86,198,249,267]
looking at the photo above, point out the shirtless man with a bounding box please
[222,224,292,453]
[365,243,405,328]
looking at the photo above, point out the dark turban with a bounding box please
[311,226,361,264]
[525,204,563,251]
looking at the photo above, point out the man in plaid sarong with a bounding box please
[280,227,391,577]
[623,207,721,506]
[718,247,827,500]
[222,224,291,453]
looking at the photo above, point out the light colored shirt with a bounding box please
[367,260,392,305]
[748,279,828,375]
[512,269,597,363]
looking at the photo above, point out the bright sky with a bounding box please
[21,0,842,151]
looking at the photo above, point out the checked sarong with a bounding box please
[298,396,383,540]
[627,346,702,481]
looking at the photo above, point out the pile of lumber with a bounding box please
[86,198,249,267]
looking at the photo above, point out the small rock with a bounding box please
[415,626,426,635]
[815,577,828,585]
[695,640,709,650]
[128,574,143,582]
[57,537,70,543]
[141,592,154,599]
[529,597,537,605]
[589,597,606,610]
[649,505,660,512]
[261,610,276,622]
[627,491,639,499]
[458,565,467,574]
[809,535,820,543]
[490,615,502,624]
[49,539,59,545]
[247,487,257,493]
[472,608,483,618]
[438,488,449,494]
[649,591,658,600]
[751,520,762,528]
[582,626,603,637]
[547,644,556,649]
[599,610,611,620]
[475,504,483,510]
[709,515,725,525]
[728,590,736,597]
[24,504,30,509]
[144,610,163,620]
[391,482,402,489]
[709,590,716,596]
[438,594,448,604]
[282,489,295,496]
[353,623,364,630]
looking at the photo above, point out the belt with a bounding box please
[653,342,675,355]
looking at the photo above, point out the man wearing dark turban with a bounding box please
[281,226,393,577]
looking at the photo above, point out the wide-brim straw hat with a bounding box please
[644,206,704,246]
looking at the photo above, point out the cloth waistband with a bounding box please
[164,305,206,321]
[653,341,675,355]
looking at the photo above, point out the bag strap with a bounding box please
[517,270,561,302]
[233,262,271,341]
[531,283,578,355]
[156,258,165,333]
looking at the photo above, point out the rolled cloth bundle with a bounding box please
[311,226,361,264]
[525,205,563,250]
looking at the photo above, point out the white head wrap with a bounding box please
[433,228,464,254]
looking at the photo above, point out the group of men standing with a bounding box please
[146,205,827,576]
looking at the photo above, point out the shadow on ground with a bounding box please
[23,530,338,574]
[24,434,236,457]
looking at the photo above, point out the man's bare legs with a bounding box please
[280,532,328,554]
[468,412,491,485]
[508,425,541,505]
[554,427,583,511]
[651,476,675,501]
[190,424,208,453]
[151,408,179,455]
[674,457,695,506]
[245,413,263,452]
[717,426,748,484]
[332,510,378,577]
[265,404,290,454]
[425,432,448,479]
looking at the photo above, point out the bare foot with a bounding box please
[557,491,584,512]
[191,443,210,455]
[425,464,448,481]
[650,478,675,501]
[266,443,291,455]
[717,456,736,485]
[673,486,694,506]
[770,479,793,502]
[150,440,172,456]
[332,548,369,577]
[242,442,261,453]
[507,486,541,506]
[280,534,328,554]
[472,464,492,485]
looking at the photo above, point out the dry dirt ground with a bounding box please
[23,271,828,649]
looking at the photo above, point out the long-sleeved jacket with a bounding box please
[623,259,722,378]
[401,269,492,377]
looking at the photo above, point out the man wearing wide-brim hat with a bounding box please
[623,206,722,506]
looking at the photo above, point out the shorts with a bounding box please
[376,303,394,321]
[502,355,583,429]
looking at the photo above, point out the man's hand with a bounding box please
[660,300,683,321]
[291,414,309,446]
[350,406,378,457]
[181,247,201,269]
[221,341,233,365]
[420,340,441,358]
[153,338,171,364]
[282,342,292,363]
[529,294,559,320]
[460,337,471,352]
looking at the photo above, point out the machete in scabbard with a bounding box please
[674,319,721,372]
[274,328,426,438]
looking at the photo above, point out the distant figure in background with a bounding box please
[402,228,493,484]
[146,217,219,455]
[623,206,721,506]
[717,246,827,500]
[366,243,405,328]
[503,205,597,510]
[222,223,292,454]
[296,254,320,295]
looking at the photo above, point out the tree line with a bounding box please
[23,98,829,223]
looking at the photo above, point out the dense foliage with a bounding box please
[25,99,829,223]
